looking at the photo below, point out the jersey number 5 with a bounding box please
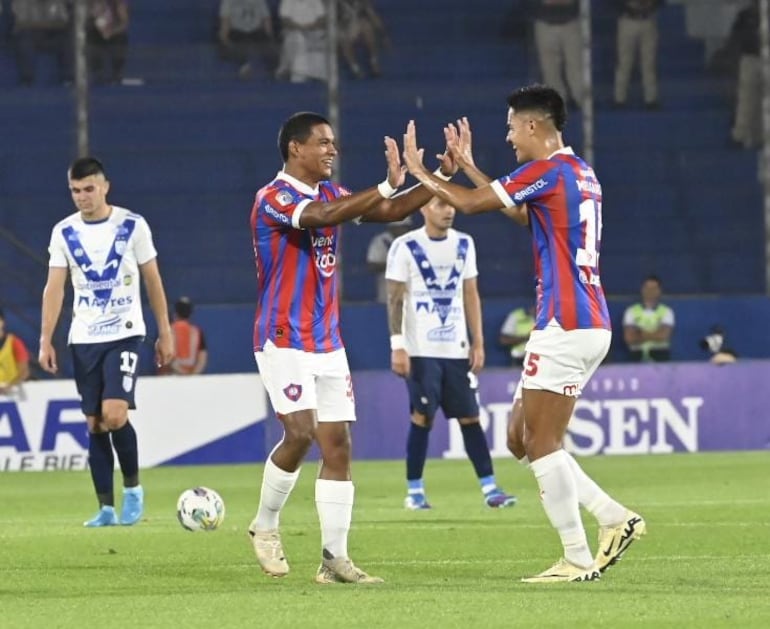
[576,198,602,268]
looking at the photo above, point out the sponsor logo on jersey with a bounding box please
[427,324,457,342]
[263,202,290,225]
[312,233,337,277]
[513,178,547,203]
[87,314,122,336]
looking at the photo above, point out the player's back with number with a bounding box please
[493,150,609,331]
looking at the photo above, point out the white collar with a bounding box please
[275,170,319,196]
[546,146,575,159]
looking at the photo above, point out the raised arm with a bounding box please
[297,136,407,228]
[402,120,503,215]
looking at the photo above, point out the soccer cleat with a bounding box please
[484,489,517,509]
[404,493,432,510]
[120,485,144,525]
[84,505,118,527]
[521,558,601,583]
[315,557,384,584]
[248,527,289,577]
[595,510,647,573]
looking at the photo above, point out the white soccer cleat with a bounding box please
[315,557,384,584]
[248,527,289,577]
[521,557,601,583]
[595,510,647,573]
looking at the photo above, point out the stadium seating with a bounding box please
[0,0,763,313]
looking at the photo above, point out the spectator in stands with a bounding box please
[498,304,535,366]
[0,308,31,395]
[11,0,73,86]
[87,0,129,85]
[623,275,675,362]
[275,0,327,83]
[366,217,412,303]
[700,325,738,364]
[727,0,761,149]
[612,0,662,110]
[527,0,583,108]
[218,0,277,80]
[159,297,208,375]
[338,0,387,79]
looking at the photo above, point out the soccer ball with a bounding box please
[176,487,226,532]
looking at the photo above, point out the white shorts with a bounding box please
[520,323,611,398]
[254,340,356,422]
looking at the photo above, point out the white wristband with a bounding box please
[433,168,452,182]
[377,179,397,198]
[390,334,406,351]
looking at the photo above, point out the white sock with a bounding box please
[530,449,593,568]
[252,455,300,531]
[565,452,627,527]
[315,479,354,560]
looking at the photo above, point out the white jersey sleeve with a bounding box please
[133,215,158,265]
[462,236,478,280]
[384,236,410,282]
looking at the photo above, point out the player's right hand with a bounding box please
[38,343,58,374]
[391,349,410,378]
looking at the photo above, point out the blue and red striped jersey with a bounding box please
[250,171,350,353]
[490,147,611,331]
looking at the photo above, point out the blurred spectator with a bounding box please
[498,305,535,366]
[726,0,761,149]
[0,308,30,395]
[528,0,582,107]
[338,0,387,78]
[275,0,327,83]
[700,325,738,365]
[159,297,208,375]
[612,0,662,109]
[218,0,277,80]
[11,0,73,86]
[87,0,129,85]
[622,275,675,362]
[367,217,412,303]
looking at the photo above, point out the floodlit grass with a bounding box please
[2,452,769,628]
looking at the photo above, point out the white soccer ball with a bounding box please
[176,487,226,532]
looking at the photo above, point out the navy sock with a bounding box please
[461,422,494,479]
[111,421,139,487]
[406,423,430,482]
[88,431,114,506]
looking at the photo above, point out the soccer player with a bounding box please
[38,157,174,527]
[248,111,460,584]
[400,85,646,583]
[385,197,517,510]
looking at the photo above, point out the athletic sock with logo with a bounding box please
[316,479,354,559]
[530,449,593,568]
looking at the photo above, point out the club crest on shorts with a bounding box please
[283,383,302,401]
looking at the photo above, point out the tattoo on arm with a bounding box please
[387,281,406,336]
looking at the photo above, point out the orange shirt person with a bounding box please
[0,308,30,394]
[159,297,207,375]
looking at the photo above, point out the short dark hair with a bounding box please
[69,157,106,180]
[643,274,662,287]
[278,112,331,161]
[174,297,193,319]
[506,85,567,132]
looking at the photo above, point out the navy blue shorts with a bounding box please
[406,357,479,421]
[71,336,143,416]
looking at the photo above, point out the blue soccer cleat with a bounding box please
[120,485,144,525]
[404,493,432,510]
[484,488,517,509]
[84,505,118,527]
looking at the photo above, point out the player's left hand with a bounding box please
[384,135,408,188]
[469,342,485,374]
[155,333,175,368]
[402,120,427,177]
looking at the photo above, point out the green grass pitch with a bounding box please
[2,452,769,628]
